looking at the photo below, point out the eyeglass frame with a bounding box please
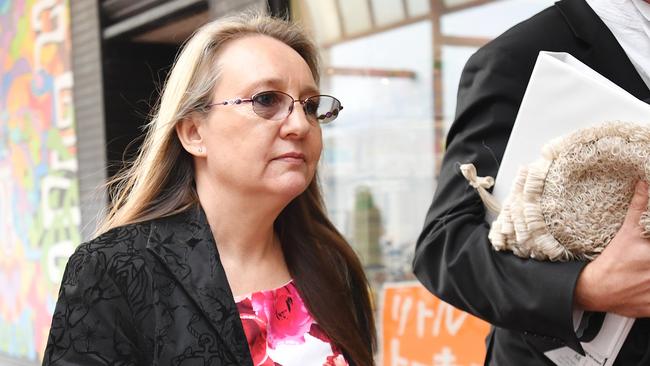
[201,90,344,124]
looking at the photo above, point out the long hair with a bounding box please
[97,13,376,365]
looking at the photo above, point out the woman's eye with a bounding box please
[255,93,279,107]
[304,100,319,116]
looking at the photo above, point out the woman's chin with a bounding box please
[268,176,311,200]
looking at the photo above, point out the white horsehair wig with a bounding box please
[463,121,650,261]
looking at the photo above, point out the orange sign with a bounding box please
[381,282,490,366]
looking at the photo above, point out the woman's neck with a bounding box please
[196,183,292,296]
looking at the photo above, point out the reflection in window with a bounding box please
[441,45,477,133]
[339,0,373,35]
[353,186,383,267]
[441,0,555,38]
[406,0,430,17]
[295,0,558,297]
[370,0,406,26]
[443,0,479,7]
[319,22,434,286]
[302,0,341,43]
[294,0,568,362]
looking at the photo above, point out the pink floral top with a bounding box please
[235,281,349,366]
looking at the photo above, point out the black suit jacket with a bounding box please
[43,206,255,365]
[413,0,650,364]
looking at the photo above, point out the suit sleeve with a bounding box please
[42,246,142,365]
[413,45,587,352]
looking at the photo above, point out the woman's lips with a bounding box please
[273,152,306,163]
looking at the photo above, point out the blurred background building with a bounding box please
[0,0,556,364]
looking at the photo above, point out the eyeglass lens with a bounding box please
[251,91,341,124]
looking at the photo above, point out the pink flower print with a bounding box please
[269,284,314,348]
[236,297,255,316]
[250,290,273,323]
[240,314,273,366]
[238,297,273,366]
[250,283,314,348]
[308,323,332,344]
[324,354,348,366]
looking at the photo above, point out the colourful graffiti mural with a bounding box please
[0,0,79,362]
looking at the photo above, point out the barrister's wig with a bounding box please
[462,121,650,262]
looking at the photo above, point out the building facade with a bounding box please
[0,0,555,364]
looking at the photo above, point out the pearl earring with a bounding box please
[198,146,203,153]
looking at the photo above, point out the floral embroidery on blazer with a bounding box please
[43,206,254,366]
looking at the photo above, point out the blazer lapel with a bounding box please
[556,0,650,101]
[146,205,253,366]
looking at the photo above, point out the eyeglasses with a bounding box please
[204,90,343,124]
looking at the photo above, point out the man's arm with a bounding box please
[413,45,586,351]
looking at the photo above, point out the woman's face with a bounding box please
[197,35,323,202]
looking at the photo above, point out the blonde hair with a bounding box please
[98,13,319,234]
[97,13,376,365]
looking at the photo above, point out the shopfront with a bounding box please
[0,1,555,364]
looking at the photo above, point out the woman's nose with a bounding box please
[280,102,312,138]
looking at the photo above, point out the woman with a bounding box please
[43,13,375,366]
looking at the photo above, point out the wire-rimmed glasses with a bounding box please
[204,90,343,124]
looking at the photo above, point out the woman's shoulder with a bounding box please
[77,220,153,257]
[62,222,149,280]
[69,208,201,272]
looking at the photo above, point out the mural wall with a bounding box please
[0,0,79,362]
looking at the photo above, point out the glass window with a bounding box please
[320,21,434,286]
[302,0,342,43]
[294,1,559,364]
[339,0,373,35]
[296,0,561,299]
[406,0,430,17]
[439,0,554,138]
[443,0,480,7]
[371,0,406,26]
[441,0,554,38]
[441,45,477,133]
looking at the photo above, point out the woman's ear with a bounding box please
[176,115,206,157]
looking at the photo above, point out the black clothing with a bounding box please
[413,0,650,364]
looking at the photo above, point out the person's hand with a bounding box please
[574,180,650,317]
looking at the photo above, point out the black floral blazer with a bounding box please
[43,206,254,365]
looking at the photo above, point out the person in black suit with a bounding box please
[43,13,375,366]
[413,0,650,364]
